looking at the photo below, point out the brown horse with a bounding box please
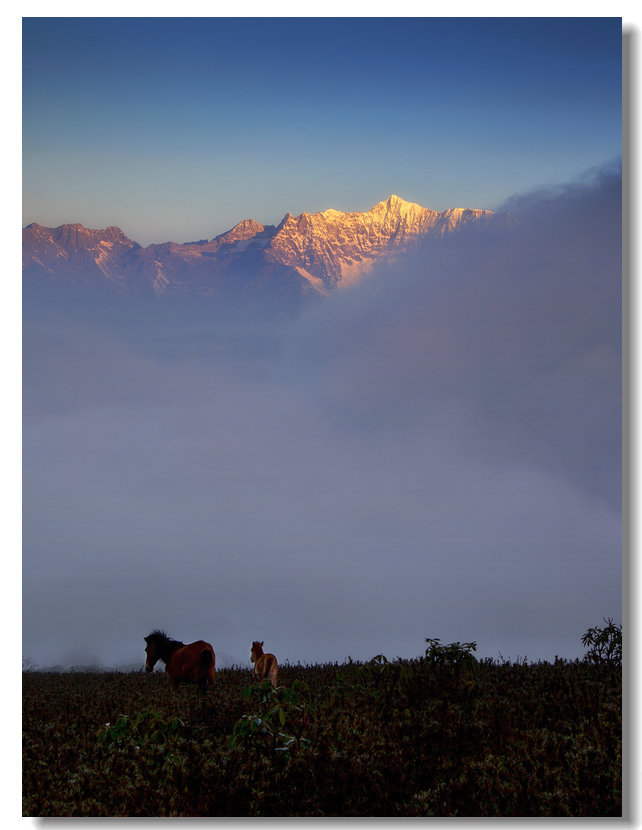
[144,630,215,692]
[250,641,278,688]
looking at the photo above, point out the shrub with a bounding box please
[581,618,622,667]
[424,638,478,679]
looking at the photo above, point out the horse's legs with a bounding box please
[198,649,213,693]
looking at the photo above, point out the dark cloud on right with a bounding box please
[286,160,622,512]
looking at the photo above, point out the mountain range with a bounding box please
[22,195,513,307]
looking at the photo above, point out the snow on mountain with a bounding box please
[265,195,500,289]
[22,222,144,291]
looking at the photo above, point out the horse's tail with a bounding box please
[198,648,213,692]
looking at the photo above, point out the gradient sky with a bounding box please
[22,17,622,245]
[21,16,623,672]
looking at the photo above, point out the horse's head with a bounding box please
[250,641,264,663]
[144,632,166,673]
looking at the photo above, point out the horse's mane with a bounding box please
[145,630,185,661]
[146,629,179,644]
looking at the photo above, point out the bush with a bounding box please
[582,618,622,667]
[424,638,477,669]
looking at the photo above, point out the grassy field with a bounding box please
[22,655,621,817]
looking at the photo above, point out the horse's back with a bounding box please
[189,640,214,657]
[255,652,278,686]
[169,640,215,686]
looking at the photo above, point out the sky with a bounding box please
[20,15,624,672]
[22,16,622,246]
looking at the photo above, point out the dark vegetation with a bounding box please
[23,629,622,817]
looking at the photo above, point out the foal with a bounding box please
[250,641,278,688]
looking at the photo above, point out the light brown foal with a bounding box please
[250,641,278,688]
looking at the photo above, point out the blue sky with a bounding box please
[22,17,622,245]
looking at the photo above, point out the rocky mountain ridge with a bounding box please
[23,195,512,305]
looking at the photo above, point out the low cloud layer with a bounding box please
[22,163,622,670]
